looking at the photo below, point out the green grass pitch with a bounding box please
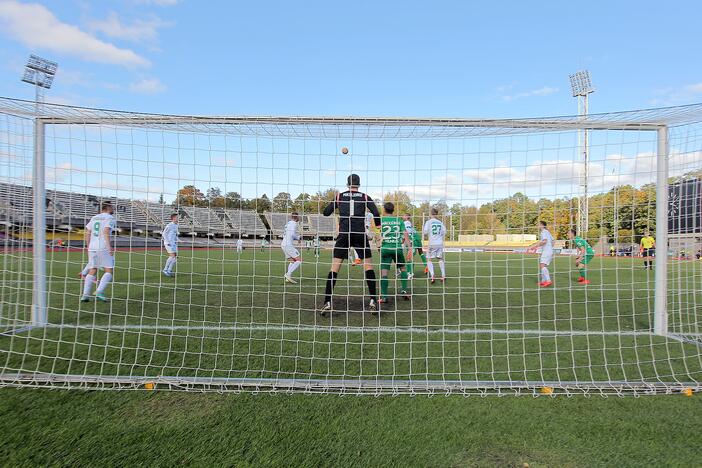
[1,248,700,389]
[0,248,700,465]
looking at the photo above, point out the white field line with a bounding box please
[37,322,667,337]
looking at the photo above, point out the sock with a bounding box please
[427,261,435,278]
[96,272,112,295]
[163,257,172,272]
[82,274,95,297]
[420,254,427,266]
[400,271,408,291]
[380,275,388,297]
[170,256,177,272]
[439,260,446,278]
[287,260,301,276]
[364,269,377,300]
[541,267,551,282]
[406,261,413,275]
[579,268,586,279]
[81,265,90,276]
[324,271,338,303]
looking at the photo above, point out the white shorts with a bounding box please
[540,250,553,265]
[164,244,177,254]
[88,250,114,269]
[428,246,444,259]
[281,244,300,259]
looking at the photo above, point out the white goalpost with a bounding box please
[0,96,701,395]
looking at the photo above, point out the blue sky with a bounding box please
[1,0,701,117]
[0,0,700,205]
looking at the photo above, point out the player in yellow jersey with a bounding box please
[639,231,656,270]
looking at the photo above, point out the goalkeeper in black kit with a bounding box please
[319,174,381,315]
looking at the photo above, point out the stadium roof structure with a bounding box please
[1,96,702,138]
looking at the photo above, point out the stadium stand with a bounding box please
[47,189,101,227]
[111,198,151,231]
[182,206,226,235]
[266,213,326,238]
[488,234,538,247]
[1,183,268,238]
[138,201,174,227]
[215,209,267,237]
[457,234,494,246]
[264,213,291,238]
[307,214,336,238]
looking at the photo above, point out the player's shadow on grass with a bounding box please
[311,295,404,328]
[323,295,392,313]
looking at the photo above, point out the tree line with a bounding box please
[171,175,695,241]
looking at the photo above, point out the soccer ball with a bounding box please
[341,147,349,155]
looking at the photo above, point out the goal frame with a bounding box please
[3,94,696,394]
[27,116,669,339]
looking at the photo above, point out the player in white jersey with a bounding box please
[236,238,243,253]
[80,202,117,302]
[422,208,447,284]
[536,220,554,287]
[313,235,321,258]
[161,213,179,277]
[281,212,302,283]
[353,211,375,265]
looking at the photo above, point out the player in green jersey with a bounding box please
[379,202,411,304]
[568,229,595,285]
[401,214,428,277]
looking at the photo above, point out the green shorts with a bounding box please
[380,248,406,271]
[581,253,594,265]
[412,237,423,249]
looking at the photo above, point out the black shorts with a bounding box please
[333,232,372,260]
[642,248,655,257]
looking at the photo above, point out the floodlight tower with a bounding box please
[20,55,57,328]
[21,54,58,107]
[569,70,594,234]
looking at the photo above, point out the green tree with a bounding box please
[176,185,205,207]
[293,193,312,213]
[490,192,538,234]
[476,204,507,234]
[383,191,414,215]
[207,187,225,208]
[224,192,243,209]
[310,188,337,213]
[272,192,293,212]
[253,194,271,213]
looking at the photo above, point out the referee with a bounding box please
[639,230,656,270]
[320,174,381,314]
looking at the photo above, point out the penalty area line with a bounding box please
[40,323,661,337]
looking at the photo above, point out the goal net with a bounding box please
[0,96,701,395]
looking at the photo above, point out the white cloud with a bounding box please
[399,174,478,202]
[89,12,170,42]
[651,83,702,106]
[129,78,166,94]
[0,1,149,68]
[135,0,178,5]
[211,156,237,168]
[45,96,79,106]
[44,163,79,183]
[0,150,21,161]
[501,86,558,102]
